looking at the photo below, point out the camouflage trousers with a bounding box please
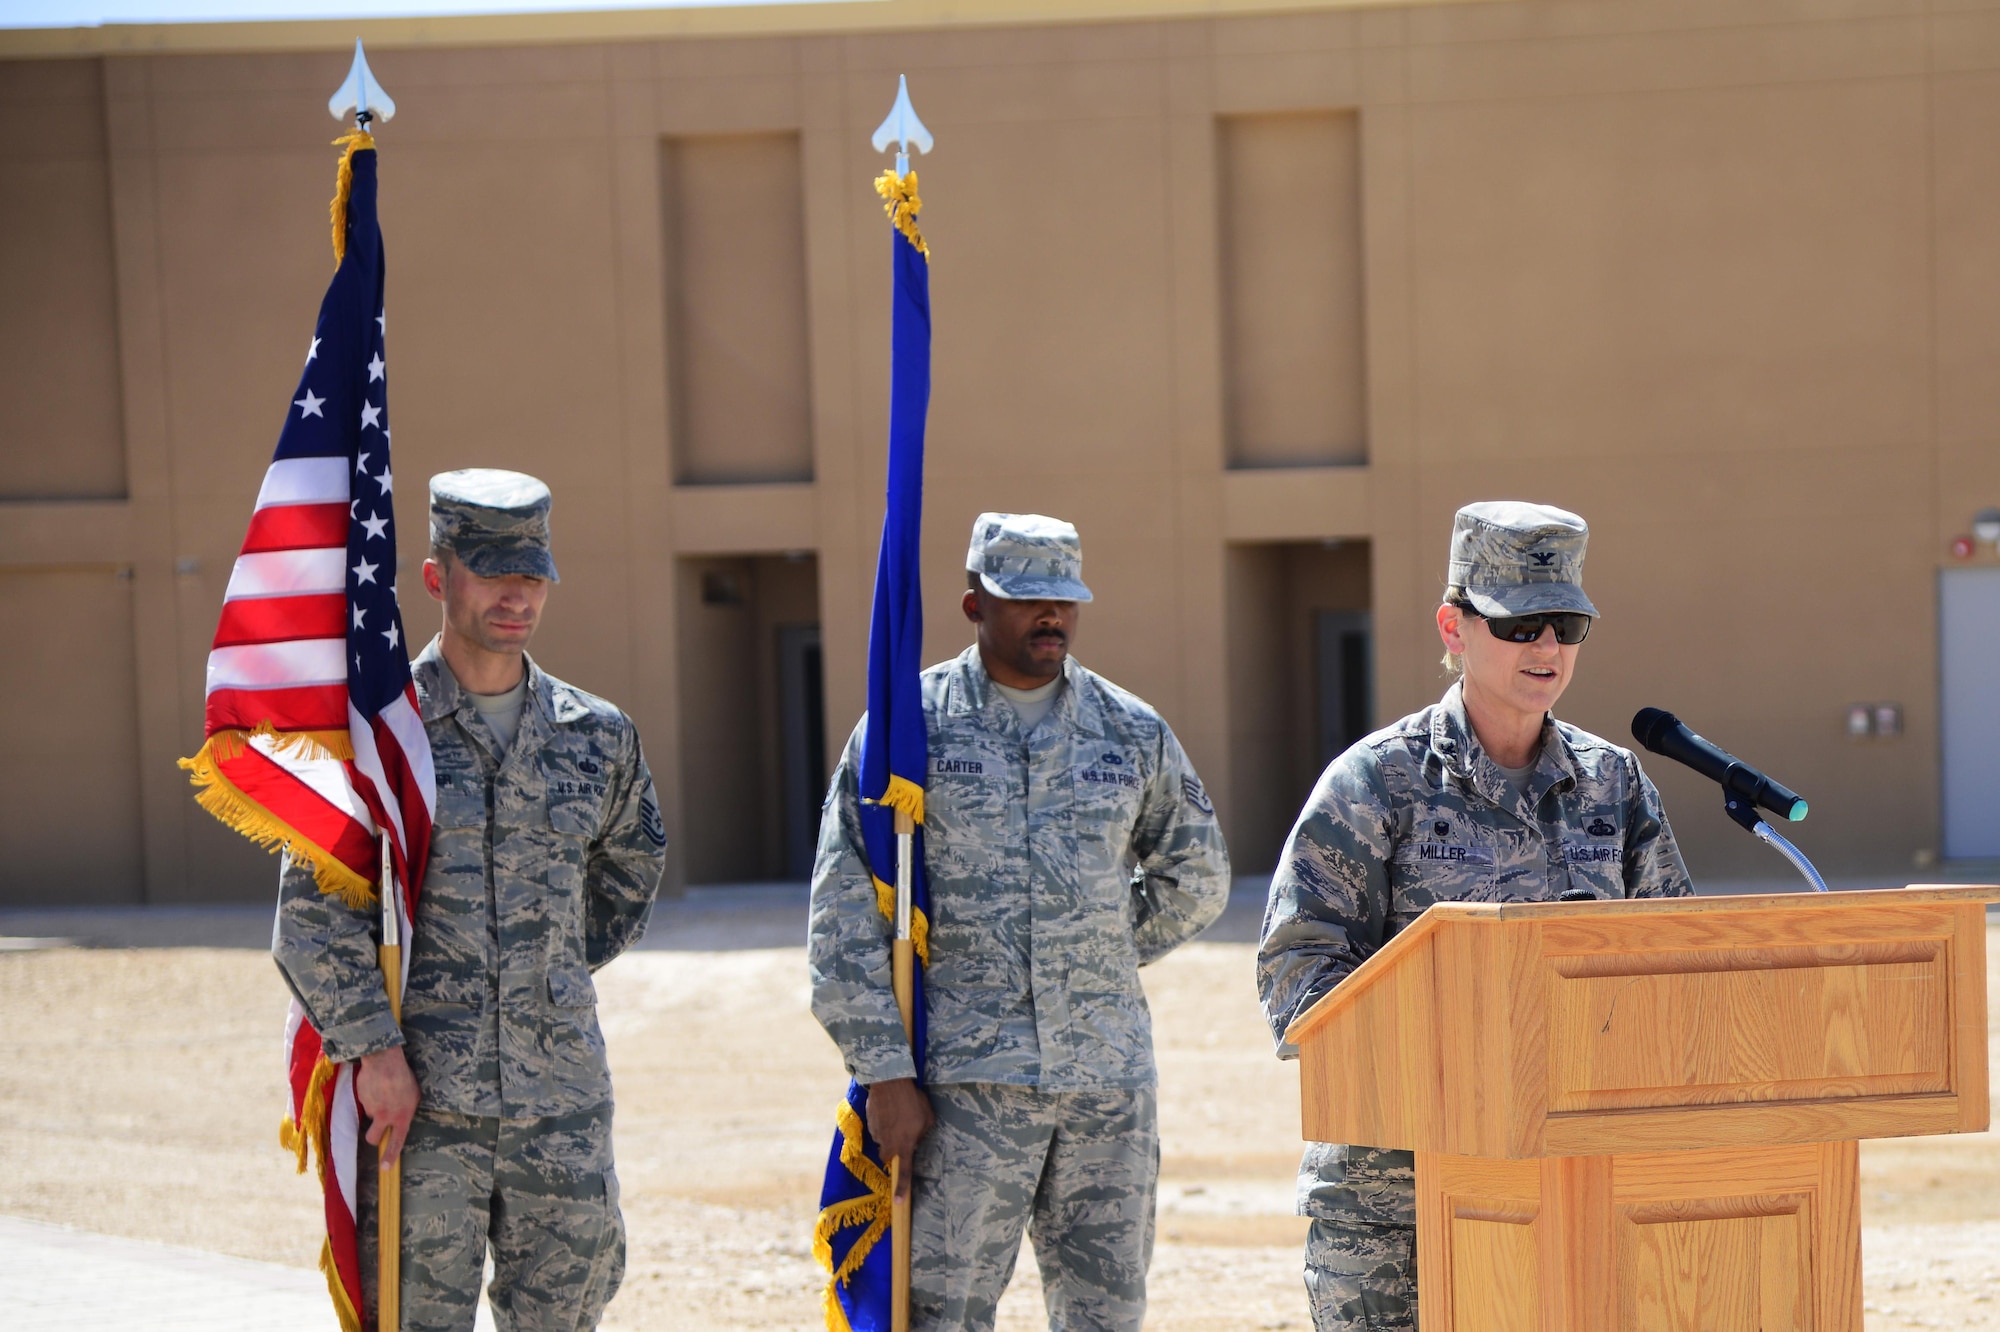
[1303,1219,1418,1330]
[909,1082,1158,1332]
[357,1104,625,1332]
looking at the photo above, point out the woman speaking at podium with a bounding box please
[1254,501,1695,1331]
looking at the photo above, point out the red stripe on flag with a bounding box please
[241,503,350,554]
[286,1021,323,1123]
[213,593,347,647]
[324,1187,363,1332]
[373,706,432,899]
[215,746,377,875]
[206,684,351,735]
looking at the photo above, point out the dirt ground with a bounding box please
[1,931,1995,1330]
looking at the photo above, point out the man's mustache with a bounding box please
[1029,627,1067,644]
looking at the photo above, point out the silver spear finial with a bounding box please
[329,39,397,131]
[870,74,932,177]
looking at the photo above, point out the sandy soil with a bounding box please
[1,932,1995,1330]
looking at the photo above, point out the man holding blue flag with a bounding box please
[810,512,1231,1332]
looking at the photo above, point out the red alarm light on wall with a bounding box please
[1951,535,1977,560]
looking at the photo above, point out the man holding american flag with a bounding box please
[273,467,668,1331]
[181,63,666,1332]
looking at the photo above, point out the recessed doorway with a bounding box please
[675,552,827,885]
[1225,540,1373,873]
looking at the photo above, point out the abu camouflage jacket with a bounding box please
[809,646,1231,1092]
[1256,680,1692,1222]
[273,638,667,1118]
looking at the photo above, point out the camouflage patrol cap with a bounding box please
[966,512,1094,602]
[1448,500,1596,618]
[429,469,560,582]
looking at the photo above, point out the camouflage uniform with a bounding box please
[273,471,667,1332]
[810,514,1231,1332]
[1254,503,1693,1331]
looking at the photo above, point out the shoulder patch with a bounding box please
[639,790,668,848]
[1182,774,1213,816]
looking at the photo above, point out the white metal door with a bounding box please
[1940,568,2000,859]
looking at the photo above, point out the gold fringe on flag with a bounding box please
[874,170,928,258]
[874,772,926,826]
[329,128,377,265]
[278,1053,337,1174]
[872,876,930,966]
[317,1236,364,1332]
[179,728,377,908]
[813,1096,894,1332]
[278,1055,363,1332]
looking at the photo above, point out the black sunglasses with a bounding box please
[1453,603,1593,646]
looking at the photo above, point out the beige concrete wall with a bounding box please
[664,130,815,485]
[0,60,126,503]
[1219,109,1367,468]
[3,1,1998,902]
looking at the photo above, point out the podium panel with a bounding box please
[1285,889,1998,1332]
[1544,937,1951,1113]
[1289,889,1992,1158]
[1416,1143,1859,1331]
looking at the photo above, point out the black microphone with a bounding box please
[1630,708,1808,823]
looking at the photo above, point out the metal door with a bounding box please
[777,623,827,879]
[1940,568,2000,859]
[1315,609,1375,769]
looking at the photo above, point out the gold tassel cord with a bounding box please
[329,128,377,265]
[874,170,928,258]
[180,733,377,908]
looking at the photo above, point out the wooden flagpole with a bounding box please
[377,830,403,1332]
[890,808,916,1332]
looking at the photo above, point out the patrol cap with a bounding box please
[429,469,560,582]
[1447,500,1596,618]
[966,512,1093,602]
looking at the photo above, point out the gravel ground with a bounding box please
[0,925,1994,1330]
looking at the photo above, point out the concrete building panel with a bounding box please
[1219,110,1367,469]
[664,131,815,484]
[0,568,144,903]
[0,58,126,502]
[1,0,1993,904]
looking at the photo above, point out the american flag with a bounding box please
[181,134,433,1332]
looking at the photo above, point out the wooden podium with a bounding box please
[1283,886,1997,1331]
